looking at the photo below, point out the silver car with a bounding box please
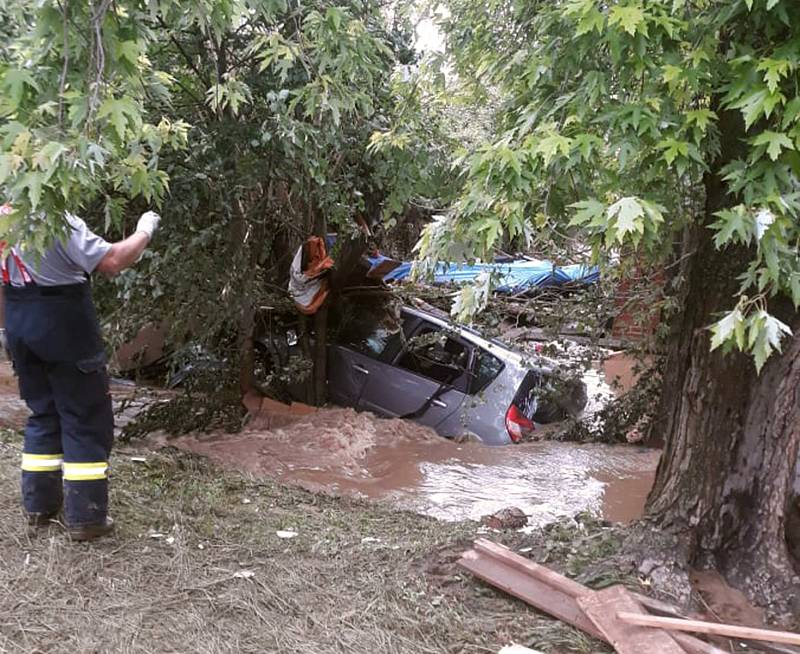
[326,306,587,445]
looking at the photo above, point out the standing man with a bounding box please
[0,208,160,541]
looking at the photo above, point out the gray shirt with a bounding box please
[3,214,111,287]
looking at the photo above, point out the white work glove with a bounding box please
[136,211,161,241]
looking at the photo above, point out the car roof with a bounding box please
[402,305,556,372]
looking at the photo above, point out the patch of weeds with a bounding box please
[517,513,633,590]
[557,360,664,444]
[526,622,611,653]
[0,429,21,444]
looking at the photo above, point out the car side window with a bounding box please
[514,371,567,424]
[341,314,415,361]
[470,350,504,394]
[394,324,471,390]
[351,327,398,359]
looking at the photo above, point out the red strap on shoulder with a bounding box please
[0,204,11,284]
[0,204,32,285]
[10,249,32,283]
[0,241,8,284]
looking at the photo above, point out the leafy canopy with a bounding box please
[422,0,800,369]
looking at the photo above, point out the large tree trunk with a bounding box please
[646,110,800,607]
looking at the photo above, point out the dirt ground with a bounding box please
[0,428,632,654]
[0,361,779,653]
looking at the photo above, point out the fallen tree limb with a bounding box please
[617,613,800,647]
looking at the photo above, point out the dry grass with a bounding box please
[0,430,610,654]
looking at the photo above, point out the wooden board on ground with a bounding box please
[473,539,589,598]
[459,548,605,640]
[459,541,727,654]
[617,613,800,648]
[578,585,686,654]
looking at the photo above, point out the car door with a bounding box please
[326,315,414,408]
[357,318,471,432]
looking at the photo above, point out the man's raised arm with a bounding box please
[96,211,160,277]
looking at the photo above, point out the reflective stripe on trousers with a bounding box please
[63,462,109,481]
[21,452,64,472]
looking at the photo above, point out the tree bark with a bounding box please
[646,109,800,607]
[312,209,328,406]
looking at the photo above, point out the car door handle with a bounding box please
[432,399,447,408]
[353,365,369,375]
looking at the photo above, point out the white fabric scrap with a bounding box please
[288,245,323,310]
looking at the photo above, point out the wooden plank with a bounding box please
[632,592,690,618]
[462,543,724,654]
[670,632,731,654]
[473,539,588,598]
[617,613,800,647]
[467,542,722,654]
[459,549,606,640]
[633,592,800,654]
[578,585,686,654]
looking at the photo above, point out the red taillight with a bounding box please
[505,404,534,443]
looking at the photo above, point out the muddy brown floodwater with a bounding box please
[168,405,659,528]
[1,355,660,528]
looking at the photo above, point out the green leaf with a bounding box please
[711,206,752,247]
[97,97,140,140]
[685,108,717,132]
[757,58,791,94]
[564,0,606,35]
[569,199,606,226]
[663,65,683,84]
[607,196,645,242]
[657,137,690,165]
[752,130,794,160]
[326,7,344,30]
[781,97,800,129]
[534,133,572,165]
[20,171,44,210]
[32,141,67,171]
[1,69,40,108]
[609,5,646,36]
[748,309,792,372]
[790,271,800,308]
[0,153,22,185]
[710,309,743,351]
[116,40,141,66]
[730,88,785,130]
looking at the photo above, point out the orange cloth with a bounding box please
[289,236,334,315]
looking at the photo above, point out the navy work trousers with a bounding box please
[4,283,113,527]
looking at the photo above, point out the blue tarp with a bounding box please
[368,256,600,294]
